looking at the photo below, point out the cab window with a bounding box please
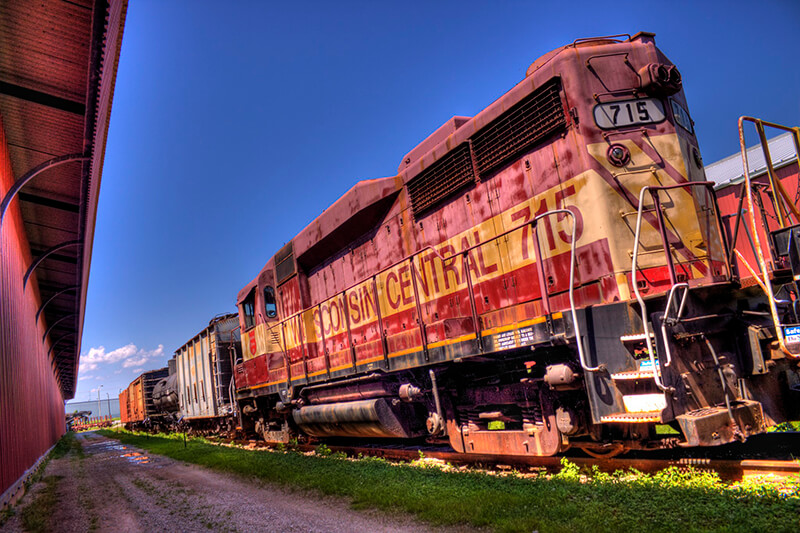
[242,290,256,330]
[263,286,277,319]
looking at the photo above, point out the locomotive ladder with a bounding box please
[730,117,800,357]
[607,181,727,424]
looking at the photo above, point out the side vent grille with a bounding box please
[274,242,296,284]
[407,143,474,216]
[472,77,566,175]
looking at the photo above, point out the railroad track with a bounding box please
[208,433,800,482]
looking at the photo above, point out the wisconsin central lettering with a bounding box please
[244,175,590,363]
[346,282,377,326]
[380,231,502,312]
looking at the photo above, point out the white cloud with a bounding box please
[79,343,165,374]
[122,345,164,368]
[79,362,97,373]
[83,344,137,365]
[79,375,93,381]
[123,356,149,368]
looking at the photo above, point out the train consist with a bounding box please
[123,32,800,457]
[120,314,241,432]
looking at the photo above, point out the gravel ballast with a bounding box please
[3,432,477,532]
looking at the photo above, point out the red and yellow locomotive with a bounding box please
[233,32,800,456]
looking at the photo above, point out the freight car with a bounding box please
[230,31,800,457]
[169,313,241,433]
[119,367,169,430]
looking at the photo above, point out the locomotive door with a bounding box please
[482,157,551,317]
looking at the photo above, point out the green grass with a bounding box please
[0,432,85,530]
[52,431,84,459]
[768,421,800,432]
[19,475,62,533]
[98,429,800,533]
[655,424,680,435]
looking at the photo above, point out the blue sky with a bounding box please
[73,0,800,401]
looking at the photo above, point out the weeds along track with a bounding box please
[205,432,800,483]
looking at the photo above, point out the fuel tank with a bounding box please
[292,398,426,438]
[152,373,179,415]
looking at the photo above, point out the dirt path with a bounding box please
[4,432,476,532]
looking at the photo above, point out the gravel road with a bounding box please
[4,432,479,532]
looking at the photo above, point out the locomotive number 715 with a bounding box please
[593,98,665,129]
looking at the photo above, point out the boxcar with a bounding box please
[118,367,169,428]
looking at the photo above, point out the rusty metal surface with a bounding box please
[234,32,719,400]
[717,159,799,282]
[120,368,169,425]
[174,315,239,420]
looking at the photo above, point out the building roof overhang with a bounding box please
[0,0,128,398]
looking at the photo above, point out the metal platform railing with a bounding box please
[630,181,727,391]
[731,117,800,357]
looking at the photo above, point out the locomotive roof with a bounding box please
[396,32,657,185]
[238,175,401,302]
[0,1,127,398]
[240,31,661,301]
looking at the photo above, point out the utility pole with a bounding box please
[97,384,103,418]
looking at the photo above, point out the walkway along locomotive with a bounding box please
[225,33,799,456]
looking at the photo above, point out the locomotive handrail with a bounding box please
[631,181,720,391]
[530,209,596,372]
[572,34,631,46]
[242,203,598,388]
[734,117,800,358]
[660,282,689,369]
[407,209,592,369]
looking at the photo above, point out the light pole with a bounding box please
[97,384,103,418]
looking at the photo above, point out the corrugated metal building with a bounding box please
[0,0,127,507]
[705,132,798,188]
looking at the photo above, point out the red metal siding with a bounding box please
[717,161,800,281]
[0,118,66,499]
[119,390,130,425]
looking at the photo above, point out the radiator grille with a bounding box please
[274,242,296,284]
[472,77,566,175]
[407,143,474,216]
